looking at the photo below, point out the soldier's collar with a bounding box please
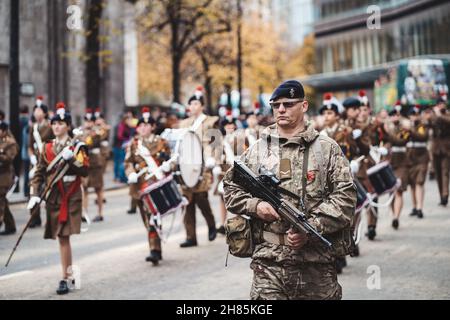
[261,122,319,145]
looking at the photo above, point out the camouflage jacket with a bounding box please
[223,123,356,264]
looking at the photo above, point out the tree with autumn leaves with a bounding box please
[137,0,316,111]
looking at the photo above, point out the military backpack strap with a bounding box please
[311,136,329,197]
[301,143,310,212]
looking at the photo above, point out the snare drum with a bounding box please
[139,174,184,216]
[367,161,400,196]
[161,129,203,188]
[355,178,369,213]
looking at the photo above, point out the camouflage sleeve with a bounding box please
[309,143,356,235]
[223,148,262,218]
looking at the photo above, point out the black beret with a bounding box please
[137,115,156,126]
[0,121,9,131]
[33,104,49,114]
[51,103,72,126]
[270,80,305,101]
[408,105,422,115]
[220,117,236,127]
[188,94,204,106]
[343,97,361,109]
[51,113,72,126]
[319,103,339,115]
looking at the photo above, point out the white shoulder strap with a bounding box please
[190,114,207,132]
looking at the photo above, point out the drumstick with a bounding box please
[355,155,365,163]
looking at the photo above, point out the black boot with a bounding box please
[440,197,448,207]
[0,229,16,236]
[417,210,424,219]
[216,225,225,235]
[409,208,418,217]
[366,226,376,240]
[392,219,399,230]
[29,215,42,228]
[56,280,69,295]
[208,227,217,241]
[335,257,346,274]
[352,244,360,257]
[127,208,136,214]
[145,250,162,266]
[180,239,198,248]
[92,215,104,222]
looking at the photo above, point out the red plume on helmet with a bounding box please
[358,90,369,106]
[323,92,332,101]
[56,102,66,119]
[36,95,44,101]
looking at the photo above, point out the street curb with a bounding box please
[10,184,128,206]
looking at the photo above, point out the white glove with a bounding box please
[72,128,83,137]
[350,160,360,175]
[160,161,171,173]
[30,155,38,166]
[27,196,41,210]
[352,129,362,140]
[127,172,138,184]
[62,147,74,161]
[205,157,216,169]
[212,165,222,177]
[378,147,388,156]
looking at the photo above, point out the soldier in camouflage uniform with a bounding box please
[223,80,356,300]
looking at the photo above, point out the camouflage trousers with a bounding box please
[249,259,342,300]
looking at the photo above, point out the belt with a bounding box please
[391,146,406,153]
[263,231,288,246]
[63,175,77,183]
[91,148,101,154]
[406,142,427,148]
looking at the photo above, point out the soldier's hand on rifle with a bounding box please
[62,147,74,161]
[287,227,308,250]
[27,196,41,210]
[256,201,280,222]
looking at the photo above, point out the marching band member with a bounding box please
[354,90,386,241]
[28,102,89,294]
[125,107,172,265]
[94,108,111,177]
[430,93,450,207]
[216,114,249,235]
[244,106,264,148]
[178,90,220,248]
[77,109,107,222]
[406,105,430,219]
[319,93,358,160]
[319,93,358,271]
[383,101,410,229]
[0,122,19,236]
[28,96,55,228]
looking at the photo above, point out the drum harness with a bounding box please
[136,139,186,242]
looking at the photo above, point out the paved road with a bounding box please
[0,178,449,300]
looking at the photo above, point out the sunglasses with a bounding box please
[270,100,303,109]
